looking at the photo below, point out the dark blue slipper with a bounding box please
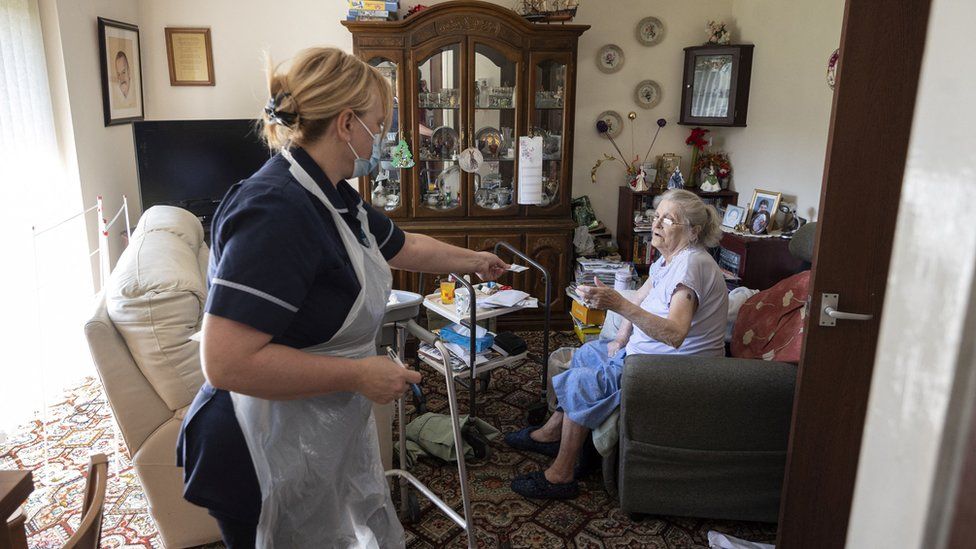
[503,427,560,458]
[511,470,579,500]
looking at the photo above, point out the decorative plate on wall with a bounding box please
[636,17,665,46]
[596,44,624,73]
[634,80,662,109]
[596,110,624,138]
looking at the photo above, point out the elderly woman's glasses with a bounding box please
[651,214,689,228]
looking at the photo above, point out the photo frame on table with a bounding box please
[722,204,746,229]
[98,17,144,126]
[165,27,215,86]
[748,189,782,234]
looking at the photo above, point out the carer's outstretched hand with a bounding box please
[473,251,509,281]
[357,356,422,404]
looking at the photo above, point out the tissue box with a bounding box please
[570,298,606,326]
[439,323,494,353]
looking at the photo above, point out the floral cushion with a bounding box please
[730,271,811,363]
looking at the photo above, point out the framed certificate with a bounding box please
[165,27,215,86]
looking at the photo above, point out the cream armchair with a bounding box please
[85,206,220,548]
[85,206,395,546]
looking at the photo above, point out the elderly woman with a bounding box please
[506,189,729,499]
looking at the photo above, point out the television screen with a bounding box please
[133,119,272,219]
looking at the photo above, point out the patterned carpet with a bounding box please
[0,331,777,548]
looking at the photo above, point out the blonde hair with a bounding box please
[660,188,723,248]
[261,47,393,150]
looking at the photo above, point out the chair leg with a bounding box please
[5,509,29,549]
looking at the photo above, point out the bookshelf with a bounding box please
[616,186,738,272]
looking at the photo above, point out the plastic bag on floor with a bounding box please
[400,412,500,467]
[708,531,775,549]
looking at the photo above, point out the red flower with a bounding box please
[685,127,710,151]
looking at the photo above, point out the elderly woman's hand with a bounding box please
[576,277,625,311]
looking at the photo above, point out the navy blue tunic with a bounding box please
[176,147,405,522]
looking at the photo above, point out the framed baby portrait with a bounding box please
[98,17,144,126]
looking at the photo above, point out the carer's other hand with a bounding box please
[474,251,509,281]
[577,276,624,311]
[357,356,422,404]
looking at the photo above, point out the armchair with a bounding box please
[603,222,816,523]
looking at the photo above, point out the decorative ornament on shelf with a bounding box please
[513,0,580,23]
[390,138,415,169]
[592,115,667,188]
[405,5,428,18]
[684,127,710,188]
[706,20,731,45]
[667,167,684,190]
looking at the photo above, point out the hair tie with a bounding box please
[264,92,298,127]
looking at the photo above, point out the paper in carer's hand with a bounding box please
[507,264,529,273]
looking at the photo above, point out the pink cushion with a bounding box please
[731,271,811,363]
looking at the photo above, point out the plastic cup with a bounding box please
[440,278,456,304]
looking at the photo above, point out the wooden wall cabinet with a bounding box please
[679,44,754,127]
[343,2,588,328]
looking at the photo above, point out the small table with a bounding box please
[0,470,33,549]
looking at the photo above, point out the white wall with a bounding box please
[42,0,142,273]
[139,0,350,120]
[846,0,976,545]
[48,0,839,256]
[722,0,844,221]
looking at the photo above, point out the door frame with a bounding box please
[776,0,933,546]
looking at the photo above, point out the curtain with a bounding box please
[0,0,94,443]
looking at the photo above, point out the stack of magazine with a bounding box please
[418,340,510,372]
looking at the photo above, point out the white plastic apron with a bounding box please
[230,150,402,548]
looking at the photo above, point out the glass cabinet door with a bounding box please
[691,54,733,118]
[414,43,463,216]
[527,54,570,214]
[470,41,519,216]
[366,57,407,217]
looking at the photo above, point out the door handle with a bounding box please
[819,293,873,326]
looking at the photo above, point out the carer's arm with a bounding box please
[388,232,508,280]
[202,314,420,403]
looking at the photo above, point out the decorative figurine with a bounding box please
[667,167,685,190]
[391,138,414,168]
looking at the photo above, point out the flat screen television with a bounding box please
[133,119,272,221]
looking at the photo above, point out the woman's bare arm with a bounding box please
[201,313,420,403]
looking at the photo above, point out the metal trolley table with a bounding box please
[381,243,554,548]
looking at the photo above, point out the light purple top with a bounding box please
[625,245,728,357]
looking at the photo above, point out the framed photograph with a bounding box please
[655,153,681,188]
[98,17,144,126]
[165,27,215,86]
[722,204,746,228]
[748,189,782,232]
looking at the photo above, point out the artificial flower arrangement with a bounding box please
[686,126,732,192]
[591,115,667,190]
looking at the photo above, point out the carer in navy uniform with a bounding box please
[177,47,508,548]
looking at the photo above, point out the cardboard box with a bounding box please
[572,316,601,344]
[571,298,606,326]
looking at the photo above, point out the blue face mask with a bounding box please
[347,115,383,178]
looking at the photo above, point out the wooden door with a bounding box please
[524,232,570,314]
[358,51,410,219]
[524,51,575,217]
[466,37,523,217]
[776,0,932,546]
[410,37,468,219]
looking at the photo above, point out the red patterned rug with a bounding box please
[0,331,777,548]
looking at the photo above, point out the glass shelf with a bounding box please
[533,106,564,110]
[475,107,515,111]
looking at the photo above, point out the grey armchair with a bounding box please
[602,222,816,523]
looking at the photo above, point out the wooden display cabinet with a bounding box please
[343,1,588,328]
[679,44,754,127]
